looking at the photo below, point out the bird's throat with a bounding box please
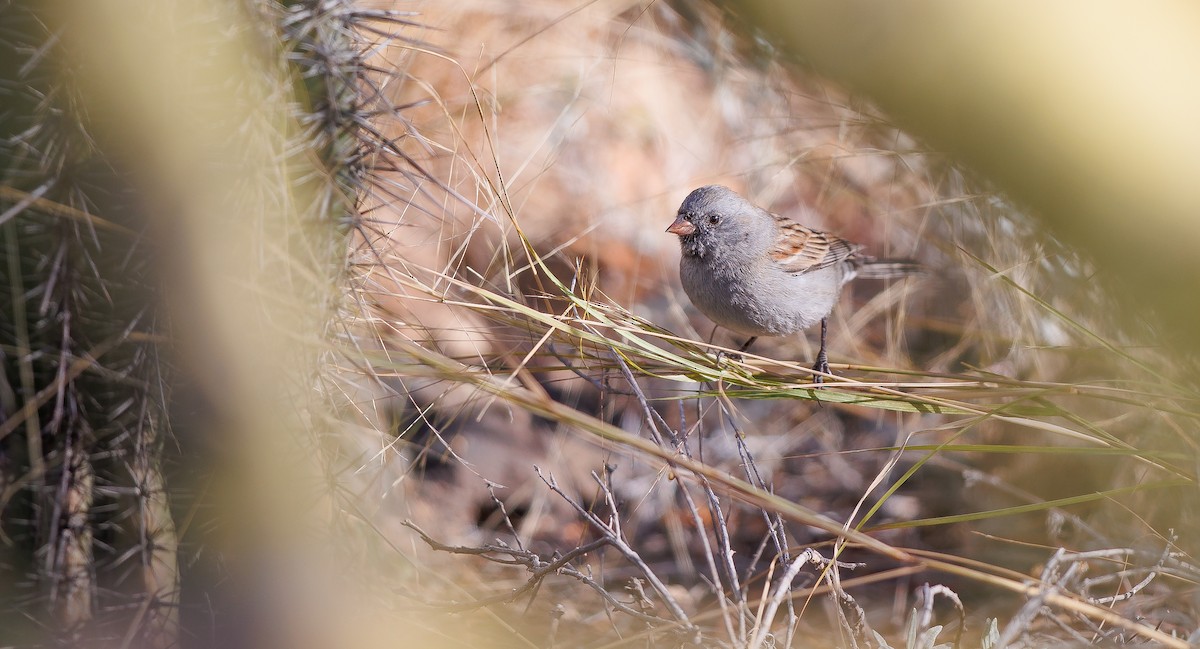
[681,234,708,258]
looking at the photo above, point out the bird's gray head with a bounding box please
[666,185,768,259]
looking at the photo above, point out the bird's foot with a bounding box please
[715,350,743,365]
[716,338,755,366]
[811,350,830,387]
[710,350,739,364]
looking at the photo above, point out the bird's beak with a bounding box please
[666,216,695,236]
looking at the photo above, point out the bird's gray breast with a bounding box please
[680,257,848,337]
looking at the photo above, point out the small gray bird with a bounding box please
[666,185,917,381]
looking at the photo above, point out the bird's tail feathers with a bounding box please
[855,259,922,279]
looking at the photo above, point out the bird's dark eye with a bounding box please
[707,213,721,225]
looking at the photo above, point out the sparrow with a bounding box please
[666,185,918,382]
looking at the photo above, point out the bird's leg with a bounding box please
[811,318,830,385]
[738,337,758,353]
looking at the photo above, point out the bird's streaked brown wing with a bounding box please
[768,213,862,274]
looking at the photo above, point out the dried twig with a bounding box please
[401,520,670,624]
[915,583,965,649]
[534,467,696,631]
[748,548,864,649]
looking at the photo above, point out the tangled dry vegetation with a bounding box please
[339,1,1200,647]
[2,1,1199,647]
